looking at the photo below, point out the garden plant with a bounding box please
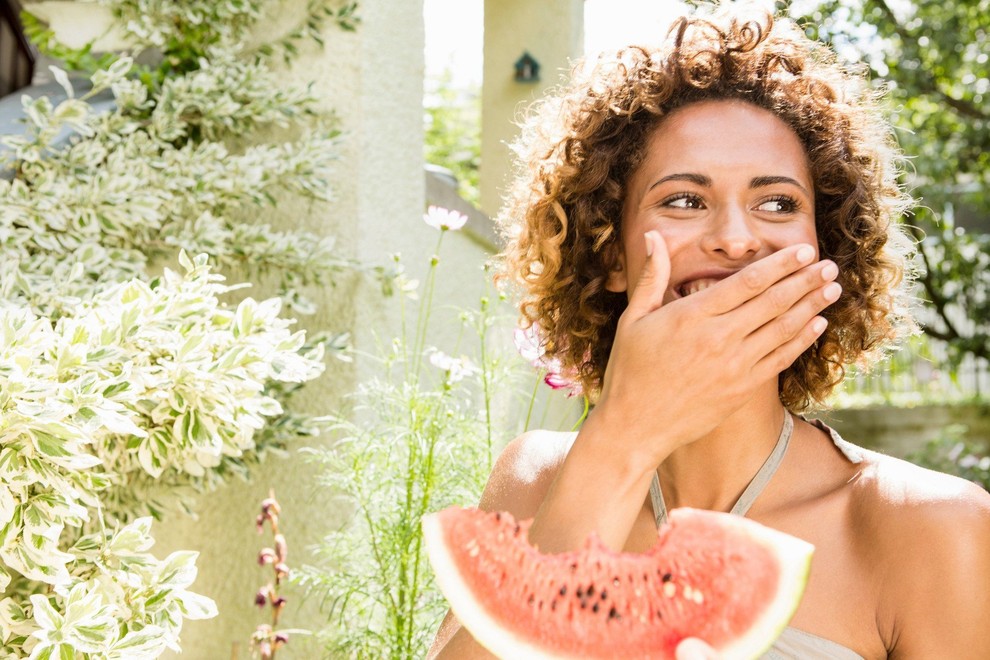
[0,1,367,657]
[298,207,585,658]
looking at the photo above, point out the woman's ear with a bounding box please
[605,250,628,292]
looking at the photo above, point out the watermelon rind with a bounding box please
[424,508,814,660]
[423,512,568,660]
[693,512,813,659]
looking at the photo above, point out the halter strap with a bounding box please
[649,412,794,527]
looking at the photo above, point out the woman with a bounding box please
[429,5,990,659]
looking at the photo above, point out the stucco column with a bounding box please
[480,0,584,216]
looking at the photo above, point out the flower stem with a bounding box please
[412,232,445,380]
[523,371,541,432]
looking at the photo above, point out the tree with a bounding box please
[424,69,481,207]
[790,0,990,367]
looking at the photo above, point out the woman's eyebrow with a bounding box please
[648,172,711,191]
[750,175,811,196]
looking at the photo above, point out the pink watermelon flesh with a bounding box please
[423,506,813,660]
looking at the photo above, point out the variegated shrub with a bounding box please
[1,0,363,656]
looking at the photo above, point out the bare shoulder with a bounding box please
[851,449,990,658]
[477,429,577,520]
[852,448,990,526]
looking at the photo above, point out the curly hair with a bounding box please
[498,4,915,412]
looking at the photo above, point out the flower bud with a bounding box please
[260,497,281,517]
[274,533,288,562]
[258,548,277,565]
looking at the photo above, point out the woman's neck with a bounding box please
[656,387,787,513]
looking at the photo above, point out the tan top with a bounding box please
[649,414,865,660]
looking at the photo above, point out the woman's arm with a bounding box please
[528,234,838,553]
[427,430,572,659]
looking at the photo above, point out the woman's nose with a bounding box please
[701,206,761,260]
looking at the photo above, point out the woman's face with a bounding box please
[608,99,818,304]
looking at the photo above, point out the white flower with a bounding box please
[423,206,468,231]
[513,325,545,366]
[427,348,480,383]
[513,323,583,397]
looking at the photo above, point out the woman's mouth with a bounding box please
[677,278,724,297]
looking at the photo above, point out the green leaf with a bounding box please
[28,594,63,632]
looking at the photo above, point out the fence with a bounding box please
[835,334,988,408]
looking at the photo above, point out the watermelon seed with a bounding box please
[656,609,663,620]
[662,572,672,582]
[495,512,501,521]
[586,584,595,597]
[592,603,600,614]
[608,607,621,621]
[612,578,620,587]
[559,586,567,596]
[527,595,535,606]
[600,589,607,600]
[663,582,677,598]
[551,600,557,611]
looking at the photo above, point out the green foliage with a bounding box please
[297,215,579,657]
[2,517,216,659]
[1,55,362,316]
[789,0,990,366]
[424,70,481,206]
[0,254,326,656]
[2,0,368,657]
[908,424,990,491]
[24,0,360,83]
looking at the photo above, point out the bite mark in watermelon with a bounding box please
[423,507,813,659]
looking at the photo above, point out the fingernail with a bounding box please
[824,282,842,301]
[821,262,838,281]
[813,317,828,334]
[645,232,654,257]
[796,245,815,264]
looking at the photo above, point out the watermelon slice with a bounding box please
[423,506,813,659]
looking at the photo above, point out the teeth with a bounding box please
[680,279,721,296]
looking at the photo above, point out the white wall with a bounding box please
[480,0,584,216]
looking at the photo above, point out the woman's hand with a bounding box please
[595,230,839,464]
[527,230,839,554]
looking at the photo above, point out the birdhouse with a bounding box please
[514,52,540,83]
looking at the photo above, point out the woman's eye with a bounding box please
[756,196,798,213]
[662,194,705,210]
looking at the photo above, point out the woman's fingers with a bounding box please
[695,243,817,316]
[752,313,829,382]
[676,638,721,660]
[745,272,840,362]
[624,230,672,320]
[730,259,839,336]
